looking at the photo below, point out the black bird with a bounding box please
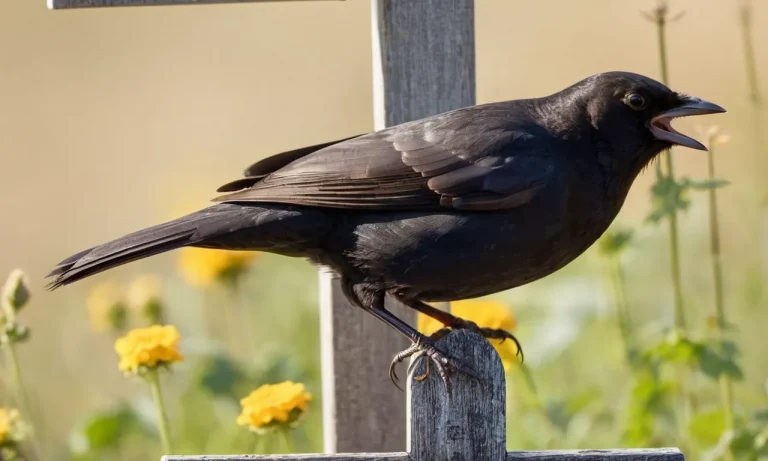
[48,71,724,386]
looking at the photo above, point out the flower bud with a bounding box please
[2,270,30,314]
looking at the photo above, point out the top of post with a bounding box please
[408,329,507,461]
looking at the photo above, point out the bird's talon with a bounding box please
[390,335,479,392]
[413,359,430,381]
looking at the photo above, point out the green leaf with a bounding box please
[77,406,140,452]
[730,428,758,457]
[698,340,744,381]
[598,229,634,256]
[645,331,702,365]
[689,409,727,445]
[646,175,692,223]
[686,178,731,190]
[197,354,248,400]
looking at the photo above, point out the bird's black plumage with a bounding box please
[47,71,725,384]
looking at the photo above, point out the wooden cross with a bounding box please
[162,331,683,461]
[48,1,684,460]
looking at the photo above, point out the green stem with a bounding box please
[604,257,634,365]
[651,7,693,455]
[740,0,761,106]
[706,143,736,461]
[656,14,687,331]
[146,369,173,455]
[4,342,43,461]
[517,364,558,448]
[280,429,295,454]
[232,284,256,357]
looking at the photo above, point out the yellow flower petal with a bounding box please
[237,381,312,432]
[114,325,183,373]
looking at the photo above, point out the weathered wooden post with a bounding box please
[163,330,684,461]
[320,0,475,453]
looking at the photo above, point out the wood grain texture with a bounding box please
[506,449,684,461]
[408,330,505,461]
[320,272,411,453]
[372,0,476,127]
[162,449,683,461]
[162,454,409,461]
[320,0,475,454]
[49,0,333,8]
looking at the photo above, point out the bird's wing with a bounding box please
[213,104,556,211]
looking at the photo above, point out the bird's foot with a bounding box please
[389,329,479,394]
[449,318,525,362]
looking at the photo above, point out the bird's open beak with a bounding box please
[650,96,727,151]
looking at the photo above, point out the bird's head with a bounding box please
[551,71,726,168]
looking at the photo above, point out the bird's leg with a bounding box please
[339,280,479,392]
[396,297,524,362]
[364,303,478,393]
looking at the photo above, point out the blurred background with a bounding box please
[0,0,767,460]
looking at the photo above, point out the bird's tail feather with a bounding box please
[47,205,224,290]
[47,203,330,290]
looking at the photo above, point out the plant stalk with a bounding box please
[655,13,687,331]
[740,0,761,106]
[4,342,44,461]
[651,6,693,455]
[280,429,295,454]
[146,369,174,455]
[605,256,634,365]
[706,142,736,461]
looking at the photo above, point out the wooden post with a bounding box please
[164,331,684,461]
[319,0,476,454]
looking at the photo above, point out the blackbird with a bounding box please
[48,71,724,387]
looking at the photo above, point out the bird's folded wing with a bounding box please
[213,106,555,211]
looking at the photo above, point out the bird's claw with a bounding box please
[451,318,525,363]
[389,331,480,394]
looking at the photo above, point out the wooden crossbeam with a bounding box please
[48,0,339,9]
[164,449,684,461]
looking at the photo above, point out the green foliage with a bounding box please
[643,332,743,381]
[647,173,730,223]
[598,229,634,256]
[624,370,676,447]
[689,409,727,445]
[69,405,149,460]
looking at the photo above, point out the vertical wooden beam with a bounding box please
[320,0,475,454]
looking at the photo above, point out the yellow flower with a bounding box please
[127,275,164,323]
[178,248,258,288]
[237,381,312,433]
[418,299,519,371]
[86,281,127,332]
[114,325,183,374]
[0,408,20,444]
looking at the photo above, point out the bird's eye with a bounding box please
[625,93,647,110]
